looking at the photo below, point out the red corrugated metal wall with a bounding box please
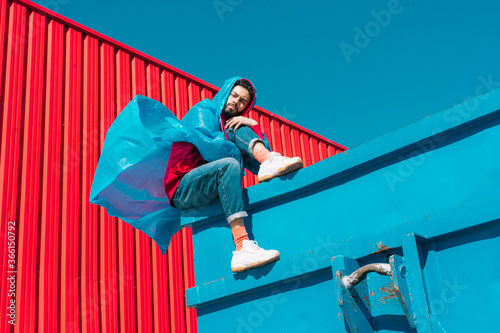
[0,0,346,332]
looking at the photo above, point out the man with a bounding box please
[164,77,303,273]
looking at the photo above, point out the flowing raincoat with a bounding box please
[89,77,270,253]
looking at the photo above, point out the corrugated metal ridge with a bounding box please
[252,105,347,149]
[14,0,347,151]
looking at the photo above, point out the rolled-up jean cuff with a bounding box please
[248,138,264,154]
[226,211,248,224]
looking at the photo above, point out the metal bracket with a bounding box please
[390,254,416,329]
[333,255,375,333]
[398,233,432,330]
[332,233,432,332]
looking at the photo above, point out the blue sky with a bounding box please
[32,0,500,148]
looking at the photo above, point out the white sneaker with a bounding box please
[231,240,280,273]
[258,152,303,182]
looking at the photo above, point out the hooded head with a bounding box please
[210,77,257,138]
[213,77,257,119]
[222,79,256,119]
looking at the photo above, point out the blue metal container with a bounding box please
[182,88,500,332]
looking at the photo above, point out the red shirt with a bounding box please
[164,124,264,206]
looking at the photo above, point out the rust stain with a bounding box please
[368,241,393,255]
[394,289,407,308]
[363,294,371,308]
[379,285,398,302]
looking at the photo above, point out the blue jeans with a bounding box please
[173,126,264,223]
[226,125,264,175]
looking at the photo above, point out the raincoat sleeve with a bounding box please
[181,99,244,167]
[89,95,187,254]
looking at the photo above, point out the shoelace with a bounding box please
[269,152,287,163]
[243,241,263,253]
[249,240,261,251]
[232,241,262,254]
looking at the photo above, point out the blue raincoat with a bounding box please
[89,77,270,254]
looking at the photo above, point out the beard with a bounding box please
[223,103,239,118]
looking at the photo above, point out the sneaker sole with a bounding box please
[258,158,303,183]
[231,252,280,273]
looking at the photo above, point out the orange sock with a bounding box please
[254,147,271,164]
[232,225,250,251]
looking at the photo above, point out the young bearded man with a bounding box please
[164,77,303,273]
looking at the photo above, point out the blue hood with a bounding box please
[213,76,257,117]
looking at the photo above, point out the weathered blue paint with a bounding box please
[333,234,434,332]
[333,255,376,332]
[183,88,500,332]
[389,254,417,328]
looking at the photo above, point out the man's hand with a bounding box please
[225,116,258,131]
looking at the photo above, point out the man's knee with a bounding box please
[219,157,241,174]
[234,125,253,135]
[228,125,251,140]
